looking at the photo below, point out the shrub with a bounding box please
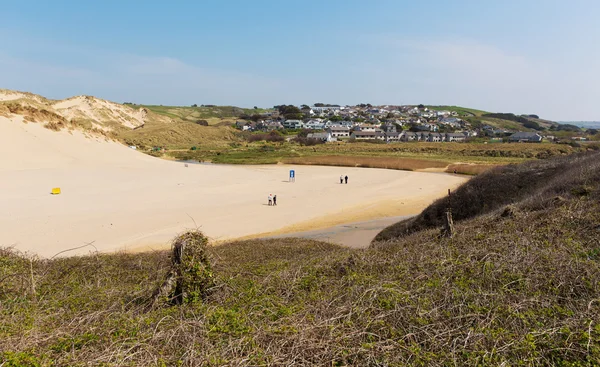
[171,231,214,304]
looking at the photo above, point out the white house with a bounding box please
[328,126,351,138]
[307,132,336,142]
[350,131,385,140]
[282,119,304,129]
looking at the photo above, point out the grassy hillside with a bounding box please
[425,105,559,132]
[1,152,600,365]
[425,105,489,117]
[127,104,273,126]
[374,151,600,241]
[118,120,239,149]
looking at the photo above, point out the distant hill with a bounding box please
[561,121,600,129]
[426,105,559,132]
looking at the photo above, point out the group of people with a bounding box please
[268,194,277,206]
[340,175,349,184]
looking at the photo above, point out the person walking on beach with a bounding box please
[344,175,348,184]
[273,194,277,206]
[268,194,273,206]
[340,175,344,184]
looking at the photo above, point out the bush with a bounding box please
[172,231,214,304]
[294,137,325,146]
[244,131,284,143]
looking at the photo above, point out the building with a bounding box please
[445,133,467,142]
[311,106,343,113]
[384,132,401,142]
[307,132,336,142]
[328,126,351,138]
[350,131,385,140]
[400,131,418,142]
[428,132,443,142]
[508,132,543,143]
[282,119,304,129]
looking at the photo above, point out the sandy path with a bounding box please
[0,117,467,257]
[264,216,413,249]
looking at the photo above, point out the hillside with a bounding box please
[374,151,600,241]
[1,152,599,365]
[0,89,238,148]
[127,103,273,127]
[426,105,559,132]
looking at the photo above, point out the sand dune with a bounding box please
[0,89,171,131]
[0,116,467,257]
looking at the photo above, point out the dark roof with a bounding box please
[510,132,541,138]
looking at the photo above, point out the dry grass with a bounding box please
[283,155,449,171]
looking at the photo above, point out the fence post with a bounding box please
[442,208,455,238]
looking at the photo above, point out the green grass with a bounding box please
[425,105,490,117]
[164,140,580,168]
[127,104,273,125]
[1,152,600,365]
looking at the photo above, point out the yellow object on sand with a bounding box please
[51,188,61,195]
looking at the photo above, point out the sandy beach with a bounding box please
[0,117,467,257]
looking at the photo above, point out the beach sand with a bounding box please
[0,116,468,257]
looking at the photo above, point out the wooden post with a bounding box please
[442,208,455,238]
[172,241,184,305]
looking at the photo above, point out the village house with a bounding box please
[400,131,418,142]
[236,121,257,131]
[263,121,283,131]
[428,132,443,142]
[282,119,304,129]
[304,119,326,130]
[350,131,385,140]
[328,126,351,138]
[508,132,543,143]
[384,131,401,142]
[381,123,397,133]
[307,132,336,142]
[445,133,467,142]
[439,117,463,128]
[356,124,379,132]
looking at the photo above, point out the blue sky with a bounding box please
[1,0,598,120]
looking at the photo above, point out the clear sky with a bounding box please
[1,0,598,120]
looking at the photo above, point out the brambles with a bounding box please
[172,231,214,304]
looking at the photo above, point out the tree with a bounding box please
[277,105,303,120]
[191,104,198,108]
[254,106,258,109]
[418,104,425,109]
